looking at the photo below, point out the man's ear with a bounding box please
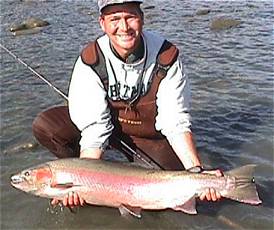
[99,16,106,32]
[140,11,144,24]
[138,9,144,25]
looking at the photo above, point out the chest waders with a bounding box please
[81,39,184,170]
[32,39,184,170]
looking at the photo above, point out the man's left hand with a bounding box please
[199,169,223,202]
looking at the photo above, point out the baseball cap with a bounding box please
[98,0,143,13]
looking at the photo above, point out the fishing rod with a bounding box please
[1,43,162,170]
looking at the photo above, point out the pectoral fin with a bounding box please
[51,172,79,189]
[173,195,197,214]
[119,204,142,218]
[51,182,74,188]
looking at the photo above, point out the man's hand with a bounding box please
[50,148,102,208]
[199,169,223,202]
[51,192,85,208]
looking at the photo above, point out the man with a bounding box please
[33,0,222,208]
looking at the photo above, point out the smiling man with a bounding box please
[32,0,223,208]
[99,2,143,60]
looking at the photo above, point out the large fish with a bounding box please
[10,158,261,217]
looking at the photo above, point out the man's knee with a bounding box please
[32,106,80,158]
[32,108,58,141]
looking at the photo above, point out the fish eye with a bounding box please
[24,171,30,177]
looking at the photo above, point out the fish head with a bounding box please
[11,164,52,195]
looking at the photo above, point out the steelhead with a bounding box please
[11,158,262,217]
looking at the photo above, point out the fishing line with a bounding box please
[0,43,68,100]
[1,43,161,169]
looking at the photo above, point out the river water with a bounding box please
[0,0,273,229]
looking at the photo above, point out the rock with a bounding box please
[3,141,39,155]
[10,17,49,32]
[21,142,39,150]
[210,18,241,31]
[196,8,211,16]
[246,3,258,9]
[143,6,155,10]
[11,27,44,36]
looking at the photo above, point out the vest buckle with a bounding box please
[156,64,170,79]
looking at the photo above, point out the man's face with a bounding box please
[99,3,143,59]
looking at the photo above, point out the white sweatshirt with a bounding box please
[68,31,192,153]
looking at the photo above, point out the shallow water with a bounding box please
[1,0,273,229]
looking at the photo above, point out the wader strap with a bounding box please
[155,40,179,79]
[81,40,108,85]
[80,39,179,88]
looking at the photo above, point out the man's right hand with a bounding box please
[51,148,102,208]
[80,148,103,159]
[51,192,85,207]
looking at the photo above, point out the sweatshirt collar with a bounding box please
[110,36,145,64]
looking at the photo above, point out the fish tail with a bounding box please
[224,164,262,205]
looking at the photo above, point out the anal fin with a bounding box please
[173,195,197,215]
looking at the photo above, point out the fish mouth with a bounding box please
[10,174,38,193]
[11,174,25,185]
